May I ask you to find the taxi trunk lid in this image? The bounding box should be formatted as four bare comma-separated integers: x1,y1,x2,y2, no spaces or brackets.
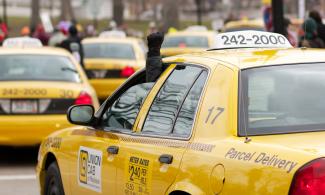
0,81,85,114
84,59,142,79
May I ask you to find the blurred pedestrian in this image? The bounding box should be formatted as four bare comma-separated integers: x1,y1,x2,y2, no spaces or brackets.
48,27,67,47
60,25,84,68
0,18,8,44
309,10,325,44
263,6,273,32
147,21,158,36
85,24,97,37
103,20,117,32
20,26,30,37
299,18,325,48
32,24,50,45
284,18,297,47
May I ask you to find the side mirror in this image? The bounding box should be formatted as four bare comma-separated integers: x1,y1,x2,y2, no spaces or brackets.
67,105,94,125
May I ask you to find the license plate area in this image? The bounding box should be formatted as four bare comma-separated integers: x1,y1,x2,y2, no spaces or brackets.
11,100,38,114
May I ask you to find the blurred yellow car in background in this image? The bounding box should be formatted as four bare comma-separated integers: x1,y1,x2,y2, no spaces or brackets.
82,32,146,101
0,37,99,146
223,19,265,32
161,30,217,57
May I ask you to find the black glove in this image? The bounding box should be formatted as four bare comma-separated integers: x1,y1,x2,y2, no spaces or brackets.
147,32,164,57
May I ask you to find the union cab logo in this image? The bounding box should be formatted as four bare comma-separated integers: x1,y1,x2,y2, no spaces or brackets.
79,150,88,184
77,146,102,192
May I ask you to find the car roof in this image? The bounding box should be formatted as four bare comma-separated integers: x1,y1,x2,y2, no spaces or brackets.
0,46,72,56
164,48,325,69
82,37,141,44
224,19,264,29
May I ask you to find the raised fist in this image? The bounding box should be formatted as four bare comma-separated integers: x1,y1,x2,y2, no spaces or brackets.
147,32,164,57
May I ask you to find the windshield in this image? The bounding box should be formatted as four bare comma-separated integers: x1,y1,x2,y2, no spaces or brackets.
239,63,325,135
0,55,80,82
162,36,209,48
83,43,136,59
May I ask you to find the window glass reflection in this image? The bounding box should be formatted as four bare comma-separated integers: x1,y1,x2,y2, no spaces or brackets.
173,71,207,137
142,66,202,135
102,83,154,130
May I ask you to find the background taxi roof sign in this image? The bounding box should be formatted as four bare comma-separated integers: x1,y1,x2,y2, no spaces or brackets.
210,30,293,50
185,25,208,32
99,30,127,38
3,37,43,48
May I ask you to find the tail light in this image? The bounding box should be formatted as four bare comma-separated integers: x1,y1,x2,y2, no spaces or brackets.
120,66,135,78
290,158,325,195
75,91,92,105
179,42,187,48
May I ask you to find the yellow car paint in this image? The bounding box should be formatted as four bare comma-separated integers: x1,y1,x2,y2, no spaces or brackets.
82,37,146,100
223,19,265,32
37,47,325,195
0,47,99,146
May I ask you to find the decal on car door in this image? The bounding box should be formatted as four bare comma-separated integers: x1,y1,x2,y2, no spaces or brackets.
78,146,102,192
125,154,152,195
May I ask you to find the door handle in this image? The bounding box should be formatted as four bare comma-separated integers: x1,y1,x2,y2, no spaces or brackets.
159,154,173,164
107,146,119,154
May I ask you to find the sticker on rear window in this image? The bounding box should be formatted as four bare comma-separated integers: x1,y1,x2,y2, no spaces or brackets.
78,146,102,192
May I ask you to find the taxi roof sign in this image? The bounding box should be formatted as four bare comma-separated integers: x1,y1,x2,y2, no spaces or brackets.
99,30,127,38
185,25,208,32
3,37,43,48
211,30,292,50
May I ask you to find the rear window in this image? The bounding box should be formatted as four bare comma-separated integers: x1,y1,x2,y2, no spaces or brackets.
239,63,325,136
83,43,136,59
162,36,209,48
225,27,265,32
0,55,80,82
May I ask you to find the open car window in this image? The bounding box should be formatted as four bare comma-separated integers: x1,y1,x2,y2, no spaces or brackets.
101,82,154,131
142,65,207,138
239,63,325,136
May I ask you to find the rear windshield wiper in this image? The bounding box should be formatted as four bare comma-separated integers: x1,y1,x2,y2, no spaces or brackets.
61,67,78,74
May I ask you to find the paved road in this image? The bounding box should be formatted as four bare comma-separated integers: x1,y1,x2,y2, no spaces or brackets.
0,146,39,195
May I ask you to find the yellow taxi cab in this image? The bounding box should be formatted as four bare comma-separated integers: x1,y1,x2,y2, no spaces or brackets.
161,27,216,57
37,31,325,195
82,31,146,101
223,19,265,32
0,37,99,146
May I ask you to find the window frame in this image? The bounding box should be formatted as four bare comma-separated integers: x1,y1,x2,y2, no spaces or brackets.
92,63,173,133
138,63,210,140
92,68,149,132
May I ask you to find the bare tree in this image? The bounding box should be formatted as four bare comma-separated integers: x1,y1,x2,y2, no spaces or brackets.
162,0,179,32
113,0,124,26
60,0,75,21
31,0,40,29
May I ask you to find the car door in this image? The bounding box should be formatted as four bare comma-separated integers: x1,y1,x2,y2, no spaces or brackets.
114,64,209,195
66,70,154,195
66,127,118,195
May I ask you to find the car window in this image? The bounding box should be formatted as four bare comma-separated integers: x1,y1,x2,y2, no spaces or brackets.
239,63,325,135
162,36,209,48
142,65,204,135
0,55,80,82
172,71,207,138
83,43,136,59
101,83,154,131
